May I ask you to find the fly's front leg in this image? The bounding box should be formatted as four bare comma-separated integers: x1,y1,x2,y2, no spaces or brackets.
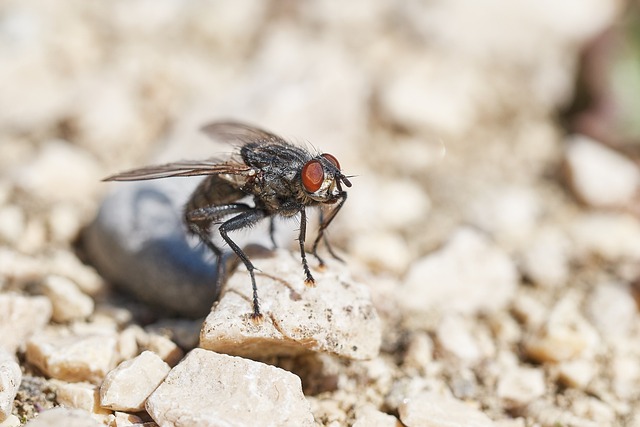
219,209,268,320
298,208,315,286
312,192,347,267
185,203,252,299
269,217,277,249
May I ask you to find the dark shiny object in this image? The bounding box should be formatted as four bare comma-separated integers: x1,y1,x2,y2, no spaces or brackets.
104,121,352,320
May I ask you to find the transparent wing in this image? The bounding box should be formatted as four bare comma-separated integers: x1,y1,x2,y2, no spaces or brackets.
200,121,289,146
103,160,253,181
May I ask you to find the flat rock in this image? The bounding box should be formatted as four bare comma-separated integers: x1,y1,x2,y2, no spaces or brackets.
0,349,21,423
399,227,518,315
199,249,381,360
26,329,119,384
24,407,102,427
564,134,640,208
54,381,105,414
146,348,314,427
41,275,94,322
100,351,171,411
0,293,52,353
398,391,496,427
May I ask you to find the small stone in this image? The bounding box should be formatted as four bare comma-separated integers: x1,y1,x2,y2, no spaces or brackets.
0,293,52,353
200,249,381,360
146,318,202,351
113,411,144,427
400,228,518,315
24,407,102,427
48,203,82,243
352,405,400,427
557,359,596,390
570,212,640,262
100,351,170,412
46,250,105,296
519,226,570,288
496,366,546,407
54,381,103,413
116,326,142,361
146,348,314,427
349,231,411,275
585,282,637,339
140,333,183,367
436,314,481,363
0,205,25,245
402,332,434,372
0,414,20,427
26,329,119,384
0,349,21,423
41,275,94,323
564,134,640,208
611,353,640,400
524,293,599,363
398,391,496,427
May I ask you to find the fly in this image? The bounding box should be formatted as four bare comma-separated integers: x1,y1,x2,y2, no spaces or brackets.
103,121,352,321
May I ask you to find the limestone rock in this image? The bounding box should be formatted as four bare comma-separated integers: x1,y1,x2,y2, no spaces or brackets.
200,249,380,360
353,405,400,427
26,330,119,384
564,135,640,208
146,348,314,427
0,349,21,423
41,275,94,323
24,407,102,427
0,293,52,353
399,228,518,315
398,391,496,427
100,351,170,412
496,367,546,407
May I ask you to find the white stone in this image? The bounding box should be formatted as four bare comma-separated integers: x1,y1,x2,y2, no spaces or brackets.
349,231,411,275
565,135,640,208
23,407,102,427
524,293,599,363
403,332,434,372
14,140,102,203
140,333,183,367
353,405,399,427
26,330,119,384
100,351,170,411
0,414,20,427
557,360,596,390
398,391,496,427
113,411,144,427
54,381,102,413
400,227,518,314
146,349,314,427
48,203,82,243
585,282,637,339
570,212,640,262
200,249,381,360
436,314,481,363
46,250,105,296
0,205,25,245
41,275,94,322
519,226,570,288
496,367,546,407
0,349,21,423
0,293,52,353
611,353,640,400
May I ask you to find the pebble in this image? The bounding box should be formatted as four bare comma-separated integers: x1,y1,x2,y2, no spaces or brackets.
0,415,20,427
585,282,637,339
146,348,314,427
570,212,640,262
0,293,52,353
352,404,400,427
48,203,82,243
140,333,183,367
524,293,599,363
26,329,119,384
0,205,25,245
436,314,481,363
23,407,102,427
46,250,105,296
41,275,94,323
399,227,518,315
199,249,381,360
519,226,570,288
83,178,221,318
398,391,496,427
0,349,21,423
402,332,434,373
496,366,546,407
556,359,596,390
13,140,102,204
349,230,411,275
100,351,170,411
53,381,104,414
564,134,640,208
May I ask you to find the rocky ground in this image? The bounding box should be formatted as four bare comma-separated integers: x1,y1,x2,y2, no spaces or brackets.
1,1,640,426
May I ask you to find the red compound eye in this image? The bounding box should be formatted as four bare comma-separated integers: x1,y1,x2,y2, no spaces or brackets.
321,153,340,170
302,160,324,192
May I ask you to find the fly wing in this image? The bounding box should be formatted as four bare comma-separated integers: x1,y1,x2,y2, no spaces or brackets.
201,121,289,146
103,160,254,181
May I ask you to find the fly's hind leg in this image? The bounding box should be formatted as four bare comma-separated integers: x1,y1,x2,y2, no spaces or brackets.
218,209,269,320
185,203,253,307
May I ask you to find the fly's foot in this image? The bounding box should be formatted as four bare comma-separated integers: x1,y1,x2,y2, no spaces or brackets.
250,311,264,324
304,277,316,287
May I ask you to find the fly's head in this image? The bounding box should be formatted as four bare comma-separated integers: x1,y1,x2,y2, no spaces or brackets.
300,153,352,203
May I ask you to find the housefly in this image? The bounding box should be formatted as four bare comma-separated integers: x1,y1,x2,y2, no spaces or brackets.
104,121,352,320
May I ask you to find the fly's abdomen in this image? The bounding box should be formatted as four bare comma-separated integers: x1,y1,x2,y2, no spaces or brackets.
184,176,246,225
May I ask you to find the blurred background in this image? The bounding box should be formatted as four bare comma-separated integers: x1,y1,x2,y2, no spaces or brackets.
2,0,640,423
